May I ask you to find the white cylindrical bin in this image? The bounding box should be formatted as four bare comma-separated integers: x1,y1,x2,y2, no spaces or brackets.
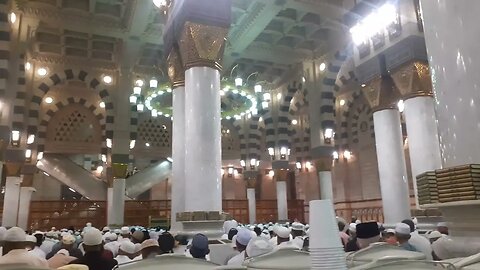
276,181,288,221
403,96,442,207
373,109,411,225
112,178,126,225
2,176,21,227
17,187,35,230
171,86,186,228
247,188,256,224
421,0,480,167
309,200,347,270
319,171,334,201
184,67,222,212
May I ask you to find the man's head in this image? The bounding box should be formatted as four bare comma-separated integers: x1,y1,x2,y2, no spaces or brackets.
120,226,131,239
246,237,274,258
62,234,76,249
395,223,412,243
3,227,27,254
276,226,291,245
437,222,449,235
427,231,442,244
132,230,145,244
338,221,346,232
228,228,238,241
291,222,305,238
254,227,262,237
382,229,397,245
140,239,160,259
118,241,136,259
356,222,381,249
401,219,415,233
33,231,44,247
158,232,175,254
25,235,37,250
349,223,357,237
82,228,103,253
189,234,209,259
236,228,253,252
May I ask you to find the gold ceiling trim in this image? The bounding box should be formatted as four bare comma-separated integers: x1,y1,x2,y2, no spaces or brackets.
30,53,118,71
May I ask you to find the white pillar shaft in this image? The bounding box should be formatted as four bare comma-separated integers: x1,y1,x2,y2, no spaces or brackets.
319,171,333,201
247,188,256,224
2,177,21,227
373,109,411,225
184,67,222,212
171,86,185,225
276,181,288,221
112,179,125,225
421,0,480,166
18,187,35,230
107,187,113,225
404,96,443,207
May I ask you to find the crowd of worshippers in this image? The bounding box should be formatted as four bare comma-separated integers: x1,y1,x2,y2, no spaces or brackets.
0,217,450,270
338,217,449,260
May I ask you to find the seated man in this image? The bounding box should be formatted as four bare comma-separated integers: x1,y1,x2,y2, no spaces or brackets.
69,228,117,270
228,228,252,265
355,222,381,250
140,239,161,259
395,223,417,251
0,227,49,267
189,234,210,260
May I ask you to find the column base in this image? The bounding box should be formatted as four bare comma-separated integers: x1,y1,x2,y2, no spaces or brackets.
176,211,226,239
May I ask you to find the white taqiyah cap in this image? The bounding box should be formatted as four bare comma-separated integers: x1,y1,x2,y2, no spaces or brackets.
140,239,159,250
26,235,37,243
86,223,92,227
119,241,136,254
349,223,357,233
236,228,253,246
102,226,110,232
107,232,118,241
0,227,7,241
386,228,395,234
261,230,270,240
4,227,26,242
395,223,411,235
83,228,103,246
62,234,76,245
276,226,291,239
246,237,274,258
428,231,443,239
437,222,448,227
291,222,305,231
57,264,89,270
121,226,130,234
57,249,70,256
267,226,274,232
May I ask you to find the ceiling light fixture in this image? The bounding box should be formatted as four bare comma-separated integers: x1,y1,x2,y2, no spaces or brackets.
25,62,31,71
235,77,243,87
319,62,326,72
9,12,16,24
339,99,346,106
135,79,144,87
150,78,158,88
397,100,405,113
292,119,298,125
153,0,167,8
45,97,53,104
102,75,112,84
254,84,262,93
99,102,105,108
37,67,48,77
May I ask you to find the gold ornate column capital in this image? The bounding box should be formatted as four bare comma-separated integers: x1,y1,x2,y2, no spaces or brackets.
274,169,288,182
167,45,185,88
362,74,401,112
245,178,257,189
112,163,128,179
4,162,22,177
315,157,333,171
178,21,228,71
391,61,433,100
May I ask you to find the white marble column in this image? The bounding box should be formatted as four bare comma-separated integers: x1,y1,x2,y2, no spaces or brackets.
247,188,256,224
111,179,125,225
420,0,480,167
107,187,114,225
319,171,334,201
404,96,442,207
373,109,411,225
276,181,288,221
184,67,222,212
171,85,185,228
17,187,35,230
2,176,21,227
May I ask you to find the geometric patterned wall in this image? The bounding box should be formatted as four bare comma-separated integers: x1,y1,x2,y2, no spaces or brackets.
137,119,171,148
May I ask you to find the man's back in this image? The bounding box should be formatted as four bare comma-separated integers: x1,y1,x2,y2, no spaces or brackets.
70,251,117,270
409,232,433,260
0,249,49,267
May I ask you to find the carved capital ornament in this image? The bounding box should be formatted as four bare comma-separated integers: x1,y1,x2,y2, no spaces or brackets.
178,22,228,71
167,45,186,88
391,61,433,100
